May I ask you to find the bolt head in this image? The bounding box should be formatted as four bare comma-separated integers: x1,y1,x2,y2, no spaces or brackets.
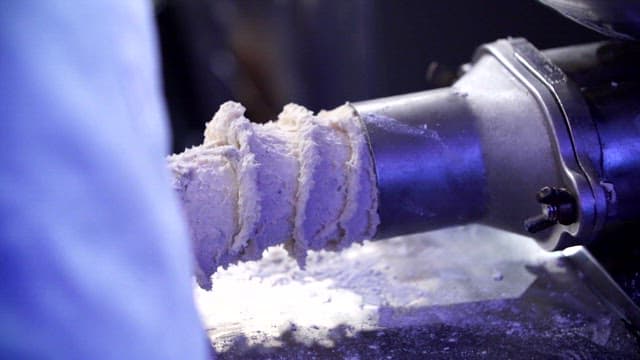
537,186,557,204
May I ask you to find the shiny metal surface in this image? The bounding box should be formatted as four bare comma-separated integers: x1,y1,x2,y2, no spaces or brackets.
354,89,486,239
356,38,640,250
479,38,605,249
199,225,640,358
547,41,640,223
563,246,640,328
355,39,583,249
539,0,640,40
589,85,640,222
540,41,640,224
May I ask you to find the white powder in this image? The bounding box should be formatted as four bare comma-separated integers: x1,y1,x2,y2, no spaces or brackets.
168,102,379,289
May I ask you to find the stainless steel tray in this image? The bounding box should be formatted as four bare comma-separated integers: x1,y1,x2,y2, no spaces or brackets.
196,225,640,359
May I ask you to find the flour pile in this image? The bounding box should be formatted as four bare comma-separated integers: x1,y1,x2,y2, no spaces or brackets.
168,102,379,289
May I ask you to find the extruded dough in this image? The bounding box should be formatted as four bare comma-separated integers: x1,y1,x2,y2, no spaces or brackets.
168,101,379,289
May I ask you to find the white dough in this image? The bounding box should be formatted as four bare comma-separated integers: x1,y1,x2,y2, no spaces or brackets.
168,101,379,289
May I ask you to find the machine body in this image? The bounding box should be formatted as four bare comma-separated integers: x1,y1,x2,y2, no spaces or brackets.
539,0,640,40
355,38,640,251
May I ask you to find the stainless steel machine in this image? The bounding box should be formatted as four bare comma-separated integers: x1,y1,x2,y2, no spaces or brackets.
348,0,640,337
355,18,640,253
196,1,640,357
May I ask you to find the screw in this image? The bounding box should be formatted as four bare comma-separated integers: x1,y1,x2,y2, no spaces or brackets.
524,213,557,233
524,187,577,233
536,186,557,204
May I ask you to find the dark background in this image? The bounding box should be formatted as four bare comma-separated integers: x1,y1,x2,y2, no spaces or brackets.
154,0,603,152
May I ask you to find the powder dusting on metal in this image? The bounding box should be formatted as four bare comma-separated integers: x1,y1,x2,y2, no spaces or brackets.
168,102,379,289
